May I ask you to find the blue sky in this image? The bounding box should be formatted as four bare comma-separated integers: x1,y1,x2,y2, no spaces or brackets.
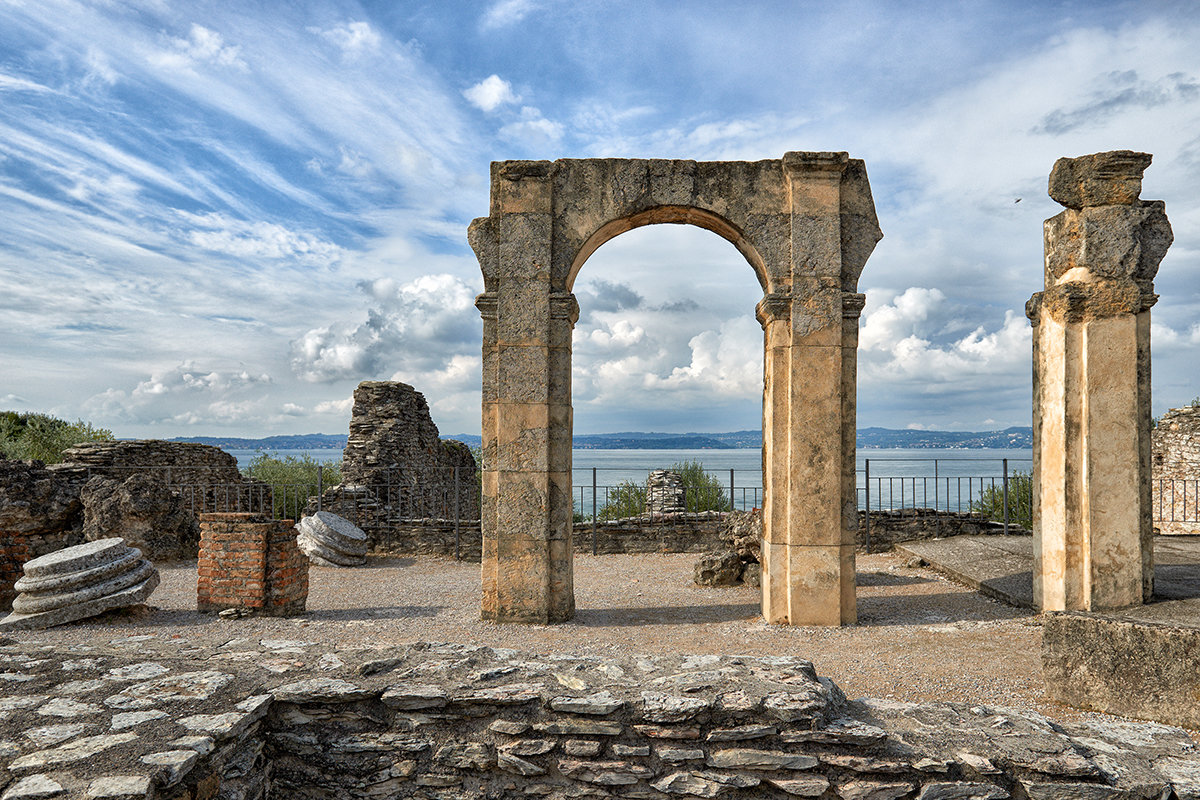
1,1,1198,439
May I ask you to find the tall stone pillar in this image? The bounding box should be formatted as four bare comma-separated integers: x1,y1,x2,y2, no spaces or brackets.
758,152,860,626
473,162,577,623
1028,151,1172,612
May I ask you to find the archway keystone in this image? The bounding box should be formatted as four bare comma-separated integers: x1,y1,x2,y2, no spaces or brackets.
469,153,882,625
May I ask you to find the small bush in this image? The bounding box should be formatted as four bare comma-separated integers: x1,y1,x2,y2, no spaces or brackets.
244,452,342,520
971,470,1032,530
0,411,113,464
596,460,730,520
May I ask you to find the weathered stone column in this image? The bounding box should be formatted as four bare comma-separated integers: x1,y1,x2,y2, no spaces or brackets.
474,162,577,623
1028,151,1172,612
758,152,860,626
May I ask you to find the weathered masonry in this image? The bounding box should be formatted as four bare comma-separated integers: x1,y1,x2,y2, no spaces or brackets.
470,154,882,625
1028,150,1173,612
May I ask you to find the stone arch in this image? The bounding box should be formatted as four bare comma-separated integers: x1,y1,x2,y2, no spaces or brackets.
469,152,883,625
565,205,769,292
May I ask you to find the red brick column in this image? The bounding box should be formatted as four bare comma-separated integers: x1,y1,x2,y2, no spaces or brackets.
197,513,307,616
0,532,32,611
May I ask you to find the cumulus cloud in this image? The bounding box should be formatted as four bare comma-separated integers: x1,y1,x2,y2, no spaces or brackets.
314,397,354,415
463,75,519,112
83,362,276,428
290,274,479,383
575,279,643,314
859,288,1031,389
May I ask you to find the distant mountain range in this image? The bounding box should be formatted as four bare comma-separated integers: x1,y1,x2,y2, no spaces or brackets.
173,426,1033,451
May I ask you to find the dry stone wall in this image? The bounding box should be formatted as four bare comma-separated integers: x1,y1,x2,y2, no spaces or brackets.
1153,405,1200,535
3,638,1200,799
0,458,86,610
58,440,244,488
315,381,478,524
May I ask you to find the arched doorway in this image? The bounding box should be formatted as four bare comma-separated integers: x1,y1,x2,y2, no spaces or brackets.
469,153,882,625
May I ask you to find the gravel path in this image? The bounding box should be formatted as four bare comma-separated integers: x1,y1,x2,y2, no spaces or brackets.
3,550,1086,721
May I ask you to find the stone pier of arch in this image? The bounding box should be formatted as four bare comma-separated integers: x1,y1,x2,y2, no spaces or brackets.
1028,150,1173,612
469,153,882,626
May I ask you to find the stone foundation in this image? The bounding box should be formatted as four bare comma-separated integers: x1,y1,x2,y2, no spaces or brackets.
1043,611,1200,729
3,640,1200,799
197,513,308,616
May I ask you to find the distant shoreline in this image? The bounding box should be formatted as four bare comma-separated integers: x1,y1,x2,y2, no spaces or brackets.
172,425,1033,451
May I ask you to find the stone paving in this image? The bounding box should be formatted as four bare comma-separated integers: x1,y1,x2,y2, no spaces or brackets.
3,634,1200,798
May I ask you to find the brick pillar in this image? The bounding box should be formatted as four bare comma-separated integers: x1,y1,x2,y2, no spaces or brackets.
197,513,308,616
0,532,32,612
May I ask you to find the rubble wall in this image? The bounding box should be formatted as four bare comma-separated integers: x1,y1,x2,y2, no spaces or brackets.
1152,405,1200,535
3,640,1199,799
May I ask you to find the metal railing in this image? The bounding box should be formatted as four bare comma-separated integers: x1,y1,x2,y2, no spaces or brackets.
1154,478,1200,530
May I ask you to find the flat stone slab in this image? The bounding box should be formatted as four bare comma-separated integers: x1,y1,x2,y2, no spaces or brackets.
895,534,1200,609
21,539,131,578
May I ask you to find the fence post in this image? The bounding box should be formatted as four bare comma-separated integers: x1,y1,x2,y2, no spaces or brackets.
730,469,735,512
453,466,461,561
592,467,598,556
1002,458,1010,534
864,458,871,554
316,463,323,512
934,459,939,511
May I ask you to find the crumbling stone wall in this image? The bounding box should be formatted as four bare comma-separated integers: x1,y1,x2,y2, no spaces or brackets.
315,381,478,525
1153,405,1200,535
0,458,86,610
80,474,202,561
59,439,244,486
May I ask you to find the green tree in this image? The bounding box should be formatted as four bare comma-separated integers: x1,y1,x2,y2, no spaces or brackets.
971,471,1033,530
244,452,342,520
0,411,113,463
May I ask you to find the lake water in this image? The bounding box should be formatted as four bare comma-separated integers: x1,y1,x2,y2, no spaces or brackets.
229,446,1032,514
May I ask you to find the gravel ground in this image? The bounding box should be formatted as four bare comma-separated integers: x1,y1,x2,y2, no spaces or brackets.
3,550,1091,719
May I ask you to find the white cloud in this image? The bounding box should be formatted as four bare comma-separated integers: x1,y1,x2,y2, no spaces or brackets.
499,107,563,149
280,402,304,415
481,0,541,30
290,274,480,383
179,211,343,265
464,74,520,112
314,397,354,415
1,393,27,406
0,72,53,93
312,21,381,57
150,24,246,71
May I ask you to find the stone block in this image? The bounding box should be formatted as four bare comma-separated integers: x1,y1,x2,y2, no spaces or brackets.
1048,150,1152,209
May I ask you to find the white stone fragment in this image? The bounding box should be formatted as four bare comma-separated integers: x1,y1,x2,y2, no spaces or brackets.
85,775,153,799
110,710,168,730
1,774,66,799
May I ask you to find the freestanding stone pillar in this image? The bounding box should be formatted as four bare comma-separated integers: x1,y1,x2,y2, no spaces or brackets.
1028,151,1173,612
470,154,881,625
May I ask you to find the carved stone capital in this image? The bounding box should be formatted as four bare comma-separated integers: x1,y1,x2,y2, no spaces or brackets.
755,292,791,328
841,292,866,319
475,292,498,320
549,292,580,326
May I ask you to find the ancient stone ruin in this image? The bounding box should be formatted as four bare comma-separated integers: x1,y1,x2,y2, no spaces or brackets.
644,469,685,515
0,537,159,630
311,381,478,541
471,153,882,625
1028,150,1172,612
80,473,201,562
1153,404,1200,535
1,440,251,607
197,513,308,616
296,511,368,566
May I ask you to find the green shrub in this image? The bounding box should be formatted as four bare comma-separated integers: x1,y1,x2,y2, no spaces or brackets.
0,411,113,464
596,460,731,521
244,452,342,520
971,470,1033,530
